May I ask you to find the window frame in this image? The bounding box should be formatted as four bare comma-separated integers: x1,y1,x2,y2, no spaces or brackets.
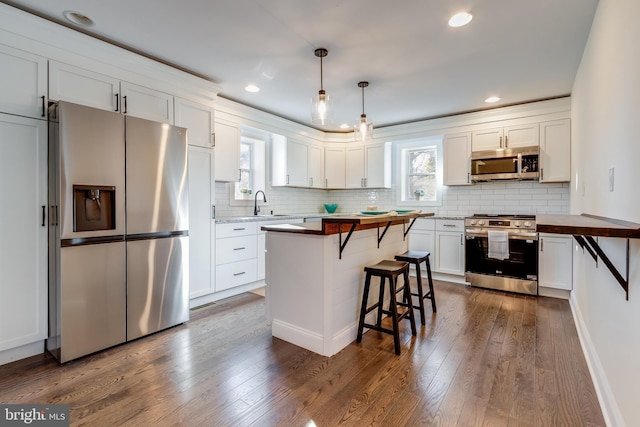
395,136,444,207
229,130,267,206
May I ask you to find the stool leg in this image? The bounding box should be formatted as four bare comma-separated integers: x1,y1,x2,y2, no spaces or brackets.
414,261,426,325
357,273,372,343
403,268,417,336
389,275,401,355
376,276,386,328
426,256,436,313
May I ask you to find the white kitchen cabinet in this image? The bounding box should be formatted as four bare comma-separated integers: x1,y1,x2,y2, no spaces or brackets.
345,143,391,189
472,123,539,151
175,98,214,148
285,139,309,186
0,45,47,119
324,147,346,188
214,119,241,182
308,143,324,188
539,119,570,183
443,132,471,186
0,114,48,352
408,218,436,273
539,233,573,290
215,222,258,292
434,219,465,275
49,61,174,123
188,145,216,300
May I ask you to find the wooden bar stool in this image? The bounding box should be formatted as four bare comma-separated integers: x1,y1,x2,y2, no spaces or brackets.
395,250,436,325
356,260,417,355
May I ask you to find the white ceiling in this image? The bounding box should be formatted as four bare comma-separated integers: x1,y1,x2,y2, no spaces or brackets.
3,0,599,133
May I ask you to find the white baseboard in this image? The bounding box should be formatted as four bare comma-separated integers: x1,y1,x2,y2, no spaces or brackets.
189,280,266,309
272,319,326,356
569,293,622,427
0,341,45,366
538,286,571,299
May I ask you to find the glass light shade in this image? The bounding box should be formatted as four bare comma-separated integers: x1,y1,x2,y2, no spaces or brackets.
354,114,373,141
311,90,333,125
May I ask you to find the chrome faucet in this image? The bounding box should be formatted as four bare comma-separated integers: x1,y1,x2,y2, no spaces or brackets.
253,190,267,215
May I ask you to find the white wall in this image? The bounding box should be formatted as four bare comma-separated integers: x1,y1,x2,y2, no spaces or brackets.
571,0,640,425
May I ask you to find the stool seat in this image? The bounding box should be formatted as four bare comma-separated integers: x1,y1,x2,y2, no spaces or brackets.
357,259,416,355
395,250,436,325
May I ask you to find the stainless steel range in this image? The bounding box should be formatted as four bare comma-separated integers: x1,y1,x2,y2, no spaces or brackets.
464,214,538,295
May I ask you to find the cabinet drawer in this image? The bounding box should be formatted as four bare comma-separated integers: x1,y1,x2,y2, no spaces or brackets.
216,222,257,238
216,235,257,265
215,259,257,291
412,218,435,231
436,219,464,232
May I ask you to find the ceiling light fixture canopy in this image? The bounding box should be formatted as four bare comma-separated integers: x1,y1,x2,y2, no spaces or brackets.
354,81,373,141
311,47,333,125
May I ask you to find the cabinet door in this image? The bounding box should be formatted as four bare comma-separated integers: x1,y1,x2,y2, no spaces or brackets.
435,231,465,275
188,146,215,299
345,146,365,188
308,144,324,188
539,234,572,290
214,120,240,182
365,143,390,188
443,132,471,186
49,61,119,112
409,230,436,274
0,114,47,351
540,119,570,183
286,140,308,186
325,147,345,188
175,98,214,148
0,45,47,119
120,81,174,124
503,123,539,148
472,128,503,151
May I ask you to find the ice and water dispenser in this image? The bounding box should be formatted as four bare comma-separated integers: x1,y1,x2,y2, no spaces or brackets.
72,185,116,232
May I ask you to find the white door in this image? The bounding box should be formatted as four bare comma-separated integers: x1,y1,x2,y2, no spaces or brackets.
346,146,365,188
0,114,48,351
325,147,345,188
214,120,240,182
0,45,47,119
444,132,471,186
175,98,214,148
120,81,174,124
188,146,216,299
49,61,119,112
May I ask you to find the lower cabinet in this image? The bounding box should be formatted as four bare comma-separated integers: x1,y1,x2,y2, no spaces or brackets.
408,218,465,277
215,222,258,292
539,233,573,291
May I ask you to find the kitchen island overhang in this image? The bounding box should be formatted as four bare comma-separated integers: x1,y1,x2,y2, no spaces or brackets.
262,212,433,356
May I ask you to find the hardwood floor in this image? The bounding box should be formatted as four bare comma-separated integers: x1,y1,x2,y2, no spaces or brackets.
0,281,605,426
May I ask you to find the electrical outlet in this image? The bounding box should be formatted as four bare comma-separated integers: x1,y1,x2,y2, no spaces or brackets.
609,167,614,192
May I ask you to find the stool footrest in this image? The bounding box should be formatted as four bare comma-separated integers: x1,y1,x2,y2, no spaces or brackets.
361,323,395,336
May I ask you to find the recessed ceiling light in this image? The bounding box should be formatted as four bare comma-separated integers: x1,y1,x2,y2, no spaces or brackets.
63,10,94,26
339,123,350,129
485,96,501,103
448,12,473,28
245,84,260,93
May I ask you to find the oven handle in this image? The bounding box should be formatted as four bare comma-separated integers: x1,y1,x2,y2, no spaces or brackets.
465,230,538,240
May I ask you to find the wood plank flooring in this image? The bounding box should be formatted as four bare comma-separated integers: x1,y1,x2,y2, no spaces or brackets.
0,281,605,426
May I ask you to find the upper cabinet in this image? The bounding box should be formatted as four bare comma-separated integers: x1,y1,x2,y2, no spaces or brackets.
272,138,324,188
214,119,241,182
0,45,47,119
472,123,539,151
344,142,391,189
175,97,214,148
539,119,570,183
443,132,471,186
49,61,174,124
324,147,346,189
308,143,324,188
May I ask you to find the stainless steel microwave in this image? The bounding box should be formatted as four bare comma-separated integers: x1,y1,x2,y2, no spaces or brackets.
470,146,539,182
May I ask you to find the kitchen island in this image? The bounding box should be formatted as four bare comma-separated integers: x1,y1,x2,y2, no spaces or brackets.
262,212,432,356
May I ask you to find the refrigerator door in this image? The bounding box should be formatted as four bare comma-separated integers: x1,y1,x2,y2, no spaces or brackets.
125,116,188,235
126,236,189,340
57,102,125,240
58,242,126,363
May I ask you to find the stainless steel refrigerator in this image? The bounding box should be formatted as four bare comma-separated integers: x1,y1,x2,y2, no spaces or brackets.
48,101,189,363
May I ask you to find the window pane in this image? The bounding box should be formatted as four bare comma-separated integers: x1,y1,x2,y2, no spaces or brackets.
408,175,436,201
239,142,251,170
409,148,436,174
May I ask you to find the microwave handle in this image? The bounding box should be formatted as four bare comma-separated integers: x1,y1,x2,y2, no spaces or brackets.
517,153,522,175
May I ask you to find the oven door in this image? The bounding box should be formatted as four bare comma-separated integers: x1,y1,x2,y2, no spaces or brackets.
465,230,538,294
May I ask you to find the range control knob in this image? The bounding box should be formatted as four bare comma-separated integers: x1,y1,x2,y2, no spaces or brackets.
478,220,485,226
514,221,522,227
469,219,476,225
523,221,532,227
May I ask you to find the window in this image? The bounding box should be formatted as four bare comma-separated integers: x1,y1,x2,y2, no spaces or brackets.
232,131,266,203
396,137,443,206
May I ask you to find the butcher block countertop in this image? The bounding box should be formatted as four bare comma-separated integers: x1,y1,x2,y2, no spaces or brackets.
261,211,434,235
536,214,640,238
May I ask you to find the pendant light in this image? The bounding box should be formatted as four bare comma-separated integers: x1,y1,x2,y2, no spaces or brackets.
354,81,373,141
311,48,332,125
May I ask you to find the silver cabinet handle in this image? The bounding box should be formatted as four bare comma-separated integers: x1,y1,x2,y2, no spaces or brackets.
325,178,328,187
461,234,463,245
211,133,215,147
233,272,246,276
541,168,544,180
233,227,246,231
467,172,470,184
309,177,313,187
211,205,216,219
233,247,246,251
286,174,290,185
499,136,503,148
114,94,119,112
504,135,508,148
540,238,544,252
443,224,456,227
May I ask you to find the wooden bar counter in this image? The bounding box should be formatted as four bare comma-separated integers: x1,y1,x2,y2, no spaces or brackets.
262,211,433,356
